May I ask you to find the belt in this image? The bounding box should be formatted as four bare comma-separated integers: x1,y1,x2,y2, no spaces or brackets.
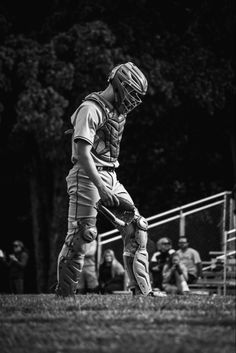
96,166,116,172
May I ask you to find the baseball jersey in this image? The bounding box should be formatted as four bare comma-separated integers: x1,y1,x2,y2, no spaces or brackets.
70,92,126,168
176,247,201,277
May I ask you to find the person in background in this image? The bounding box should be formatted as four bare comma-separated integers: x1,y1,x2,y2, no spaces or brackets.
0,248,8,293
176,236,202,284
77,240,99,294
162,252,189,294
99,249,125,294
7,240,29,294
149,237,175,290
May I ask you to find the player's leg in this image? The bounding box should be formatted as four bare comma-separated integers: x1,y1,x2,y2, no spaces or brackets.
56,217,97,297
122,211,152,296
56,165,100,297
105,176,152,296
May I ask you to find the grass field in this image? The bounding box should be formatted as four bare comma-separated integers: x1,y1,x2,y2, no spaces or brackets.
0,293,235,353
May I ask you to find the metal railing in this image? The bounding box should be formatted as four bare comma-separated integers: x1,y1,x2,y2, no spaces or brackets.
97,191,231,262
97,191,236,295
202,228,236,295
223,229,236,295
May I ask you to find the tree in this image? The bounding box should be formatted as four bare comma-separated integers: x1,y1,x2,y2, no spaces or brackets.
0,21,127,291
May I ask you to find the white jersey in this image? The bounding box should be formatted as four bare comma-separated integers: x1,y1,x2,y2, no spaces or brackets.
176,247,201,277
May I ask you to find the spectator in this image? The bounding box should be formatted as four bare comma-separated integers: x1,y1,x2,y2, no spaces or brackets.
0,249,8,293
0,248,6,265
162,252,190,294
176,237,202,284
77,240,99,294
7,240,29,294
149,237,175,290
99,249,125,294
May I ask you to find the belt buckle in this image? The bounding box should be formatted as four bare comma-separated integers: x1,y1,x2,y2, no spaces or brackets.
97,166,115,172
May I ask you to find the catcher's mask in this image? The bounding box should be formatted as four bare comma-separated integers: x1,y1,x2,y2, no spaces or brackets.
108,62,148,115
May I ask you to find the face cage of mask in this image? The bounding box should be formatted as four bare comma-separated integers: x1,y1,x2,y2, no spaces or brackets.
118,83,143,115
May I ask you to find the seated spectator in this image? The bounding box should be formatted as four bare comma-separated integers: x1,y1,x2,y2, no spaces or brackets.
99,249,125,294
211,257,224,272
0,248,8,293
0,249,5,258
77,240,99,294
7,240,29,294
162,252,189,294
176,236,202,284
149,237,175,290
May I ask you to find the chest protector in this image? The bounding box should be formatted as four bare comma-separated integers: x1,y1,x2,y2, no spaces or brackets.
84,93,126,163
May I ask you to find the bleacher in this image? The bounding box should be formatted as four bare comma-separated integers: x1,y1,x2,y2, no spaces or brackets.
189,254,236,295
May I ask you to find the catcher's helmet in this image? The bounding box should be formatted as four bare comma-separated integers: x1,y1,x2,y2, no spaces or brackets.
108,62,148,115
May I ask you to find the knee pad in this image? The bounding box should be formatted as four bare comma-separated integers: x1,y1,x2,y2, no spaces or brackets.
71,217,97,245
123,214,148,256
56,218,97,297
133,215,148,248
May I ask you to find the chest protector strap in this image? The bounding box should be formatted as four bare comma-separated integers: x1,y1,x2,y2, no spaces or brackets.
84,92,113,121
84,93,126,163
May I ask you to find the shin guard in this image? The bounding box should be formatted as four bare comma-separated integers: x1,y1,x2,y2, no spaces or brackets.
57,255,83,297
96,198,152,296
56,218,97,297
133,249,152,296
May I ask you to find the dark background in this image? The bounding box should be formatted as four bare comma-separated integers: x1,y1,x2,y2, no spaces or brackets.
0,0,235,293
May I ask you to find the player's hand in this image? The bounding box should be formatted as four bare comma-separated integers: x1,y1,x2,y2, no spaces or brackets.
98,186,119,208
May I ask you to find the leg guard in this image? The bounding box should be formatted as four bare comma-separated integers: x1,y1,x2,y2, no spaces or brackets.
56,218,97,297
133,248,152,296
125,216,152,296
96,198,152,296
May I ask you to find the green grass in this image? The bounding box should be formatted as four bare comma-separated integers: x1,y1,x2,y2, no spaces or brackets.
0,294,235,353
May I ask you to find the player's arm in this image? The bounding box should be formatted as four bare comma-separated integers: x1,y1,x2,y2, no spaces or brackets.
196,262,203,278
76,139,119,207
193,251,203,278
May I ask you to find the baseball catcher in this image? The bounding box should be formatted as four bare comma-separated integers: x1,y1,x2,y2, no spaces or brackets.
56,62,153,297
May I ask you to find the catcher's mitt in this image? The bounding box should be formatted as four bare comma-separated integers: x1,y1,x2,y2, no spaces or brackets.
95,196,135,227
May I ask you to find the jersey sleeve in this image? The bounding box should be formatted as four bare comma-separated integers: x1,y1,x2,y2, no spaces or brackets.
192,249,201,264
72,103,101,145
